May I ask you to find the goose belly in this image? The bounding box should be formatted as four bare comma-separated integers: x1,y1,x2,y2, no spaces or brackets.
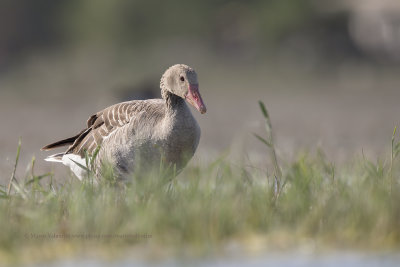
95,111,200,177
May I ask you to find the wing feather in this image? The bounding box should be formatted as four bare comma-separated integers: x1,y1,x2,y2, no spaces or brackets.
61,100,165,157
43,100,165,158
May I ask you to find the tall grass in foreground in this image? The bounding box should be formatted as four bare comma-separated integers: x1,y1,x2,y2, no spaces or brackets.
1,102,400,263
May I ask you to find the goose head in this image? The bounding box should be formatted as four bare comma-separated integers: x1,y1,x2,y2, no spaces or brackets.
161,64,207,114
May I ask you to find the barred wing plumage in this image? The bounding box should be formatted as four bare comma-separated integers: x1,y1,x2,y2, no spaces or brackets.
42,99,164,157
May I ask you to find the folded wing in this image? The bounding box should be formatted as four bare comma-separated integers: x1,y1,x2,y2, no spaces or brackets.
42,100,164,157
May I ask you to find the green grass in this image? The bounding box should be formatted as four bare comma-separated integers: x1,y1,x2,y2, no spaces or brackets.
1,103,400,264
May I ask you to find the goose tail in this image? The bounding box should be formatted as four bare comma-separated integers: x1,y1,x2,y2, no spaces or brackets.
44,153,64,163
41,131,85,151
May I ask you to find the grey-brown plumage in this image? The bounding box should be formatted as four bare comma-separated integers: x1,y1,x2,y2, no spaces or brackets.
42,64,207,180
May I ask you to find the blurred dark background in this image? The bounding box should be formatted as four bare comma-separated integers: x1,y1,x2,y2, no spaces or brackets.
2,0,400,68
1,0,400,178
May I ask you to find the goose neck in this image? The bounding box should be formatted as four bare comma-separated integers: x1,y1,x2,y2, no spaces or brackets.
162,88,185,113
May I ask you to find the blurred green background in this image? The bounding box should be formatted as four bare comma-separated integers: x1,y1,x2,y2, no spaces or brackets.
1,0,400,178
2,0,400,68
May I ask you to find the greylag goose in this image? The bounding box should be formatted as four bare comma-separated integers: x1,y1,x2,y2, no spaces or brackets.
42,64,206,180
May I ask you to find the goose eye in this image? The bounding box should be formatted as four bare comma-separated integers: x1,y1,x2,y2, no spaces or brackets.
180,76,185,82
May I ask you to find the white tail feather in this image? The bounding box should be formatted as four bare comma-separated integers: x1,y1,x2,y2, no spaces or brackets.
44,152,87,180
62,154,88,180
45,153,64,162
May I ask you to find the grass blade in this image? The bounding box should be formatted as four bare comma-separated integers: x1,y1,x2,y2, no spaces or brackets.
25,173,53,185
71,159,90,172
7,138,21,195
253,133,272,147
255,101,283,197
258,101,269,119
90,145,101,169
11,181,27,199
